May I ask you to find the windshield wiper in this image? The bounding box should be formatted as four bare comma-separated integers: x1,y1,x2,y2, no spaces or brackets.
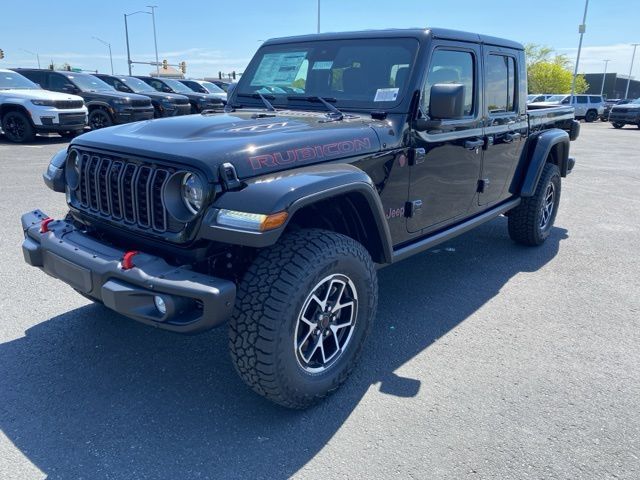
286,95,344,121
236,92,276,112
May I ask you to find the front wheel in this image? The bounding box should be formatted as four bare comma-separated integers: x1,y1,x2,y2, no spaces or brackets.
229,229,378,409
508,163,561,246
88,109,113,130
1,111,35,143
612,122,624,129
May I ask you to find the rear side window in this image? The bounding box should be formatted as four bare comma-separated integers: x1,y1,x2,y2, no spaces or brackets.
589,96,602,103
422,49,475,116
49,74,74,91
485,54,516,114
576,96,588,104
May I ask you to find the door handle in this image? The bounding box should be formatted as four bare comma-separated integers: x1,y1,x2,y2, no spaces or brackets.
504,132,522,143
464,138,484,150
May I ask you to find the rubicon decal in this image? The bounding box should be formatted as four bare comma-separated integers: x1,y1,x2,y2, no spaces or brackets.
249,137,372,170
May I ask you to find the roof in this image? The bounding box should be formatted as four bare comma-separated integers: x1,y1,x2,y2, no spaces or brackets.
263,27,523,51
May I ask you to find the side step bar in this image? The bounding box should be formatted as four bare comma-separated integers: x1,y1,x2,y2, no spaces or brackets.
391,198,521,264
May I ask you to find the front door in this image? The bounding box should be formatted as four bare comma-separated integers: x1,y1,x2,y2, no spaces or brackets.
407,43,483,233
479,48,527,206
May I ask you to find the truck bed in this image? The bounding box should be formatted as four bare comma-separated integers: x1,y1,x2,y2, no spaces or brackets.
527,105,575,134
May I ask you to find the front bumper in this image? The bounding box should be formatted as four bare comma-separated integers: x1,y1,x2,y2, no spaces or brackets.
159,103,191,117
31,107,88,131
113,107,155,124
21,209,236,333
609,112,640,124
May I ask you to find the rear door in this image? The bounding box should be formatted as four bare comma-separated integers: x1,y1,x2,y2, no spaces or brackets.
478,47,527,206
407,42,483,233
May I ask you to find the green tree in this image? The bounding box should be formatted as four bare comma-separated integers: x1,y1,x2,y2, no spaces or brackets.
525,44,588,94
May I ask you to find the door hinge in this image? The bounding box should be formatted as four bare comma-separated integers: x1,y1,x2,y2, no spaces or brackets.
405,200,423,217
408,148,425,166
477,178,490,193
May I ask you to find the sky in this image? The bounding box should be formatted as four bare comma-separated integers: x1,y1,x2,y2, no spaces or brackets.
0,0,638,80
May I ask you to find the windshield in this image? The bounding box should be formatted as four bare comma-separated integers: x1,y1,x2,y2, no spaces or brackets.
0,71,40,90
162,78,194,93
199,81,225,94
68,74,113,92
236,38,419,110
120,76,156,93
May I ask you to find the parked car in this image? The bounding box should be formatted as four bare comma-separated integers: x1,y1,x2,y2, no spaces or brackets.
25,27,579,409
17,69,154,130
532,94,604,122
609,98,640,129
210,79,232,92
178,79,227,104
135,76,223,113
527,94,552,104
95,74,191,118
0,68,87,142
601,98,633,121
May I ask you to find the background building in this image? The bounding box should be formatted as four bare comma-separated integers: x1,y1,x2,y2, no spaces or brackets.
584,72,640,99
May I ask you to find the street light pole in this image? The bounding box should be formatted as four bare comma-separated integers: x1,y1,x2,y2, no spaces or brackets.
147,5,160,76
625,44,639,99
20,49,41,69
600,59,610,97
124,14,132,75
92,36,114,74
317,0,320,34
570,0,589,99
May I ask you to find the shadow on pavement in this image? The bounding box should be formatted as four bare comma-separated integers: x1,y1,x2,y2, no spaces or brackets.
0,134,70,147
0,218,568,479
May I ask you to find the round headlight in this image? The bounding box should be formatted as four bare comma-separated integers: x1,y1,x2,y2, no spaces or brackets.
181,173,204,214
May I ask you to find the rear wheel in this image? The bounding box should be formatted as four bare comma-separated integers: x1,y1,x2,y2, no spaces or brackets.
584,110,597,122
229,229,377,409
1,111,35,143
508,163,561,246
88,109,113,130
612,122,624,129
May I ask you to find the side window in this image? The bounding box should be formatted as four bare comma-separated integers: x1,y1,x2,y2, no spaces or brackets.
422,49,474,116
589,95,602,103
150,80,164,91
485,54,516,114
112,79,129,92
25,71,45,87
49,74,74,92
576,96,588,104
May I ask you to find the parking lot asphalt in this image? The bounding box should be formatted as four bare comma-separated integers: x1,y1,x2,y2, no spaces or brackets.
0,122,638,479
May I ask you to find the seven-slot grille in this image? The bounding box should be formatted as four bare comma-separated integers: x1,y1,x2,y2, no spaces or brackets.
131,98,152,107
74,152,173,232
54,99,84,109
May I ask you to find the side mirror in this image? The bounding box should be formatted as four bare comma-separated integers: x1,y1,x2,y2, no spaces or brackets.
62,85,78,94
429,83,465,120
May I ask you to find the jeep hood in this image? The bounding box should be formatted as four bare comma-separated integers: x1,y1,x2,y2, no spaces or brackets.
72,111,383,180
0,89,84,102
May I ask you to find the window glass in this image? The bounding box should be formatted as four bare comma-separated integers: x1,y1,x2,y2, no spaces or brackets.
422,49,474,116
238,38,419,109
49,74,74,91
485,54,516,113
576,96,588,104
589,95,602,103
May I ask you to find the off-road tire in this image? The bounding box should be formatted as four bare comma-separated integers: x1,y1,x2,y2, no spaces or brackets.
612,122,624,129
229,229,378,409
1,111,35,143
584,110,597,122
508,163,561,246
88,109,113,130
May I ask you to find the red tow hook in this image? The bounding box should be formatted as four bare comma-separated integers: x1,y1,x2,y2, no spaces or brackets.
121,250,139,270
40,218,54,233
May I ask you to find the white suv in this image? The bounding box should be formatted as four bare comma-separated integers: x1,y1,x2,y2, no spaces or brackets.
0,68,87,143
538,94,605,122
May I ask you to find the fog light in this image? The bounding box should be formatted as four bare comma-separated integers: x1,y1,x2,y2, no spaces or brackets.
154,296,167,316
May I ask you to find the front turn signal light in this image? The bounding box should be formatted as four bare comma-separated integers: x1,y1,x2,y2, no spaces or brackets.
216,209,288,231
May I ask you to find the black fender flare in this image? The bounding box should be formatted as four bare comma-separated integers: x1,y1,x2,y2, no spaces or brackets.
199,163,394,263
0,103,35,127
86,101,114,115
519,129,570,197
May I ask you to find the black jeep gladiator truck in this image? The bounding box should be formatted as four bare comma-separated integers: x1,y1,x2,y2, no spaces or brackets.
21,28,579,409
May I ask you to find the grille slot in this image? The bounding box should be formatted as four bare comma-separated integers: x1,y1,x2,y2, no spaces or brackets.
72,151,173,232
